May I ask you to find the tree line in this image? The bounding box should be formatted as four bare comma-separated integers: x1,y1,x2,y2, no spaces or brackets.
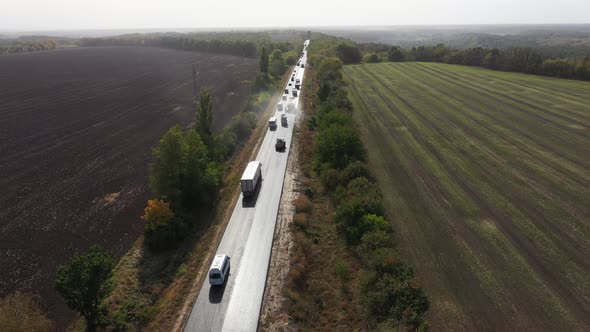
307,54,430,330
308,33,590,81
0,39,57,55
80,35,259,58
79,32,305,60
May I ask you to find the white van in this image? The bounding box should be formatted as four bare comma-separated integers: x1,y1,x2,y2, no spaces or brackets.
269,117,277,129
209,254,230,286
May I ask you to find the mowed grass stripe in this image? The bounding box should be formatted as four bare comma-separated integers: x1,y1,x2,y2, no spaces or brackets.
360,63,590,318
347,65,573,330
407,62,590,186
414,63,590,154
425,62,590,119
345,63,590,331
441,63,590,108
417,63,590,142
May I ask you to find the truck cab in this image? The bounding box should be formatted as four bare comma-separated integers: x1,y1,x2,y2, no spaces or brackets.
275,137,286,151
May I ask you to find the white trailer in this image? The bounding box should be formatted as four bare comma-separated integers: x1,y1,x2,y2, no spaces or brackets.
241,161,262,197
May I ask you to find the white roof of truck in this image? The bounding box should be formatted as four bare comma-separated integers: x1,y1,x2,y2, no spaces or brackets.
241,161,261,181
210,254,228,270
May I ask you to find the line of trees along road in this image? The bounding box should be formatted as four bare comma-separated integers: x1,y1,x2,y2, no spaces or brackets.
301,50,430,330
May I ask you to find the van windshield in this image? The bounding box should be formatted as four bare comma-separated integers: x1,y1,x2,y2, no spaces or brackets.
210,272,222,279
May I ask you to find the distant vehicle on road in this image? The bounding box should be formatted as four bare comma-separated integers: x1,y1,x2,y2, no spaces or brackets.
281,95,287,101
284,88,289,94
292,90,298,97
268,116,277,130
287,102,296,112
209,254,230,286
281,114,288,126
277,102,283,111
241,161,262,197
295,83,300,90
275,137,286,151
291,76,294,81
300,63,305,68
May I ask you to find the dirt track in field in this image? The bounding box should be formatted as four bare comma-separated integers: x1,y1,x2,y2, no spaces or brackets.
346,63,590,331
0,46,257,327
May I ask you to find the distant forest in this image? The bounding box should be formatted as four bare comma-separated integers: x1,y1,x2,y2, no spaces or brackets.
308,30,590,81
0,37,59,55
79,31,308,58
319,25,590,58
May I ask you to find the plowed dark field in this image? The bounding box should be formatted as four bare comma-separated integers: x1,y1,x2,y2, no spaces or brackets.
346,63,590,331
0,46,257,324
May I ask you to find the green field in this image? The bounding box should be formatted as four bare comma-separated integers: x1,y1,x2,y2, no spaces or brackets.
345,63,590,331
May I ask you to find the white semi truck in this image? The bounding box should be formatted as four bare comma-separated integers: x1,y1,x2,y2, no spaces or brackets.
241,161,262,197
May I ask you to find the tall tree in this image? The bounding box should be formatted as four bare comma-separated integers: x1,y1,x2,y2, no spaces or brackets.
259,45,269,73
55,246,115,332
149,126,185,207
336,43,362,64
195,87,214,149
149,125,218,211
269,49,286,78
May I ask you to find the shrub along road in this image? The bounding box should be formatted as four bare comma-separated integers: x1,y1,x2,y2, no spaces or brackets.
345,62,590,331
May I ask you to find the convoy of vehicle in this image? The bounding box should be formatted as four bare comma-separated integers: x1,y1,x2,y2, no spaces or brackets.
210,45,307,290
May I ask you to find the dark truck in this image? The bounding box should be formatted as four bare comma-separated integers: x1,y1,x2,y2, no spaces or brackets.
275,137,286,151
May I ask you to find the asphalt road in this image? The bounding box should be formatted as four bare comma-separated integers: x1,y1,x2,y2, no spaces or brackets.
184,40,309,332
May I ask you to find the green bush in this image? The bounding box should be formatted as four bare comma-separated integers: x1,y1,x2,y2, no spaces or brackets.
339,161,370,186
363,53,380,63
317,110,354,130
253,72,274,91
361,248,430,330
335,262,350,282
303,186,315,199
315,124,366,170
55,246,115,332
284,51,299,65
360,230,392,254
334,178,384,244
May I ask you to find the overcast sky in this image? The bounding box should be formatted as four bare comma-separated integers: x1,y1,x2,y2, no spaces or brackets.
1,0,589,31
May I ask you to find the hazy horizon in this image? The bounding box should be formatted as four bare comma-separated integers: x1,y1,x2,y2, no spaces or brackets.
1,0,589,32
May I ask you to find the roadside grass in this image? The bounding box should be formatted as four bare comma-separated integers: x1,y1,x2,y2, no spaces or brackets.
345,62,590,331
282,67,364,331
